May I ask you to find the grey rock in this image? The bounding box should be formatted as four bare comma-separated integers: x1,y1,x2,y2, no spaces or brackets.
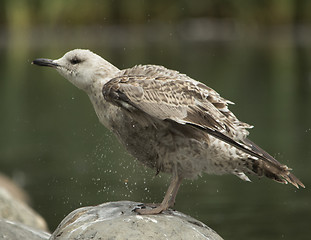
50,201,223,240
0,218,50,240
0,173,30,204
0,187,48,231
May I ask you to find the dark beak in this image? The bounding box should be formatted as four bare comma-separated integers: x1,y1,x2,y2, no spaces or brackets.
32,58,59,68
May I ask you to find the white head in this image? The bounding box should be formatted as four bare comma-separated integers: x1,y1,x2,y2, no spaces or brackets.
32,49,119,91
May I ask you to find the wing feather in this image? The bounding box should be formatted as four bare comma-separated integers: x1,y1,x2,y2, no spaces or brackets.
103,67,250,140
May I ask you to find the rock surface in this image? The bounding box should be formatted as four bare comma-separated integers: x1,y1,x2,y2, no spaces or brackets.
0,187,48,231
50,201,223,240
0,173,30,204
0,218,50,240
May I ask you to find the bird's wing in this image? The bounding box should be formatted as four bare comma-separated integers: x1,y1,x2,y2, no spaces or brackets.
103,65,251,139
102,65,304,188
103,73,258,155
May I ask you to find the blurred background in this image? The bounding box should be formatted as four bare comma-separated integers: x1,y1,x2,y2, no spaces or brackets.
0,0,311,239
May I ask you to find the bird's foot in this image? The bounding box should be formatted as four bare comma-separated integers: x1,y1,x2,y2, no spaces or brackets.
133,203,168,215
133,175,182,215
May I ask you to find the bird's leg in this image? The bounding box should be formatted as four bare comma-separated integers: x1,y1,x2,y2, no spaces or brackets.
168,175,182,206
135,174,183,215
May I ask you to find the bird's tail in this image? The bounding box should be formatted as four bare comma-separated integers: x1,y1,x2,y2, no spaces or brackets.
187,122,305,188
240,138,305,189
246,157,305,188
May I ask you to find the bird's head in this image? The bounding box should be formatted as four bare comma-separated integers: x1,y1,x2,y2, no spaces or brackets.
32,49,119,91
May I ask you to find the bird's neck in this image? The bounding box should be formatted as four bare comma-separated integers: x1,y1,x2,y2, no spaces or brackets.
84,62,121,128
86,78,119,129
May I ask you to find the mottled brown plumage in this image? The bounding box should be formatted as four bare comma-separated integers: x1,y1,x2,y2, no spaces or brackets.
103,64,303,188
33,49,304,215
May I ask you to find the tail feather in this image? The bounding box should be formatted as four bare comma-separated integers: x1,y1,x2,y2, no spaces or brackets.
246,158,305,189
284,172,305,188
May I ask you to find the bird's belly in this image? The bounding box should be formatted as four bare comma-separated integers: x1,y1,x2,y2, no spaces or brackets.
154,136,244,179
112,118,243,179
110,117,160,170
93,102,245,179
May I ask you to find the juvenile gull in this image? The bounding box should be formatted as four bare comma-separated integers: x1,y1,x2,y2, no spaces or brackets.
32,49,304,215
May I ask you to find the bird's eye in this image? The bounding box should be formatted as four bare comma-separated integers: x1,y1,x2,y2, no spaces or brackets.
70,57,82,65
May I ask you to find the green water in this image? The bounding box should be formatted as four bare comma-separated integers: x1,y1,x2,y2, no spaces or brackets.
0,27,310,239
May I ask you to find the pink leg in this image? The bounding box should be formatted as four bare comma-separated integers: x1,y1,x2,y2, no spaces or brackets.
135,174,183,215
